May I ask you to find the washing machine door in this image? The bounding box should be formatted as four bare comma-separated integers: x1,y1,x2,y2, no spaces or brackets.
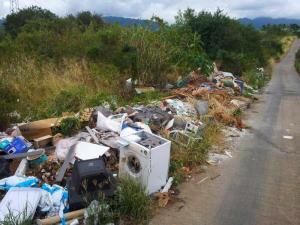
123,150,150,188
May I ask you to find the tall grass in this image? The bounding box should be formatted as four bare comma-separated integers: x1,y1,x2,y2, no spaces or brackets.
0,206,32,225
0,57,120,121
118,178,153,225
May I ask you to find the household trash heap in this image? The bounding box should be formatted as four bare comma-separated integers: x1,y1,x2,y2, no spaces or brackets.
0,69,257,224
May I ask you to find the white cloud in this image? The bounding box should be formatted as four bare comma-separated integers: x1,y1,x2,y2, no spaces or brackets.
1,0,300,21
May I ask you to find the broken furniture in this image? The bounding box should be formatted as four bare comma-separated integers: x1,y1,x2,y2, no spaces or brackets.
169,130,202,147
119,130,171,194
169,121,204,147
67,158,116,210
185,121,205,135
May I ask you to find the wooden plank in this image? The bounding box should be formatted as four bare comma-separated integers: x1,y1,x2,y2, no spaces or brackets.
36,209,85,225
33,135,53,148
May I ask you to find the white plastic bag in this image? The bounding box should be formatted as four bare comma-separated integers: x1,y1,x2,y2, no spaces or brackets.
96,111,120,133
55,137,78,161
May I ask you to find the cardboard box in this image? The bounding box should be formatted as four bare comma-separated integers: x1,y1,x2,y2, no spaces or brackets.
18,118,58,140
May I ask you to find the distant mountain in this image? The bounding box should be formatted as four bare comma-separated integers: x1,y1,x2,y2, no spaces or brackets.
239,17,300,29
103,16,158,30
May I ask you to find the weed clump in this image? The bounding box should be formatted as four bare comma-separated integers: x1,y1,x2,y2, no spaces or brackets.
118,178,152,225
59,117,81,136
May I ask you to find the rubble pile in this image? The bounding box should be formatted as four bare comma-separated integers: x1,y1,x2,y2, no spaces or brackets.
0,68,257,224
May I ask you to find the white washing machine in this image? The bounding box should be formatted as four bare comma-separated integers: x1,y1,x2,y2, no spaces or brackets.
119,131,171,194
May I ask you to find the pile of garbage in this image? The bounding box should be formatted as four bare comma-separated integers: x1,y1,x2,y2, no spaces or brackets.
0,69,256,224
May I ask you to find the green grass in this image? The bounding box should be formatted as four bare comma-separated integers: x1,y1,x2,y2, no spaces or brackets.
117,178,153,225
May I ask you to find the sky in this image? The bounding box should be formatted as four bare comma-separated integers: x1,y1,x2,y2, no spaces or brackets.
1,0,300,22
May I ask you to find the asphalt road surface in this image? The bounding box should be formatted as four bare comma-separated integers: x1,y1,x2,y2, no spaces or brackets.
150,40,300,225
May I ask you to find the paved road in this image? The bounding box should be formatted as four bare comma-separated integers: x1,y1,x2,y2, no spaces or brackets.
150,40,300,225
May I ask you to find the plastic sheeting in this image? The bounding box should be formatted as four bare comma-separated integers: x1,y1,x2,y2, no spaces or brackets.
0,175,39,191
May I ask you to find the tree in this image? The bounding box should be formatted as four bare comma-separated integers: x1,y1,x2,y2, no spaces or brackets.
175,8,266,75
4,6,57,37
76,11,104,30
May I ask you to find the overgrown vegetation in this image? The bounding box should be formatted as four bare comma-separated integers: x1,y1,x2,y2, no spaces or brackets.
0,6,295,127
169,123,222,184
83,178,153,225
